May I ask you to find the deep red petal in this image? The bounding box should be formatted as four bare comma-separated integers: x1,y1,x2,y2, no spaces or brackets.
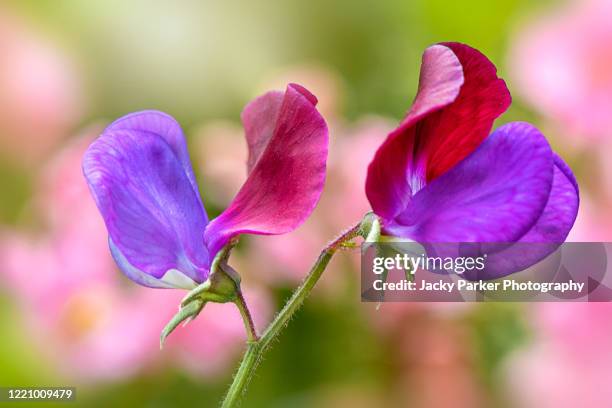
366,44,464,218
419,42,511,182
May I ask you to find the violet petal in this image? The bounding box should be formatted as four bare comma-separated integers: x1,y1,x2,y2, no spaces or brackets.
83,125,209,288
386,122,554,243
106,110,206,215
467,154,580,279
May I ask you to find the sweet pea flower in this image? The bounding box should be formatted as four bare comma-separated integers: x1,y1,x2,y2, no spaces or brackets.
1,135,270,382
83,84,328,289
365,43,579,278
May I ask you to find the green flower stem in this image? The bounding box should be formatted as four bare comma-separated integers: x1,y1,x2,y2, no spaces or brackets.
221,341,260,408
234,289,259,343
221,219,367,407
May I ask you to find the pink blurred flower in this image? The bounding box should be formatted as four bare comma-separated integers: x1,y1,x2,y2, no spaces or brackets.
378,313,486,408
325,117,393,230
597,140,612,205
567,194,612,241
194,121,248,206
0,6,83,164
505,303,612,408
0,133,270,383
509,0,612,141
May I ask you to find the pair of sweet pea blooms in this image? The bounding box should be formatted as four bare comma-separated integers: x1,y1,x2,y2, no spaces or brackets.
83,43,579,303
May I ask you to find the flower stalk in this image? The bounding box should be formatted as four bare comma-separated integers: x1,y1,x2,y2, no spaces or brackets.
234,289,259,343
221,214,374,407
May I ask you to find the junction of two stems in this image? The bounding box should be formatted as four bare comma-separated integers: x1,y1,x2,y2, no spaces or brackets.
221,212,380,407
160,213,380,406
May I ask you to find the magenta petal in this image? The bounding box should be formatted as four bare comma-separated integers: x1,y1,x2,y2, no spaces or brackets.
203,84,329,255
366,44,464,219
105,110,206,215
83,127,209,288
386,122,554,243
241,84,320,174
241,91,284,172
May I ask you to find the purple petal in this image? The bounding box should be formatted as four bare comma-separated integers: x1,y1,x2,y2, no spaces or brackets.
365,44,464,219
467,154,580,279
109,239,198,289
386,122,554,243
204,84,328,256
83,125,209,288
519,154,579,243
105,110,206,216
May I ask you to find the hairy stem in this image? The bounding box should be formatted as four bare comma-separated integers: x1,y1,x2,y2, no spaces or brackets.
234,290,259,343
220,220,365,407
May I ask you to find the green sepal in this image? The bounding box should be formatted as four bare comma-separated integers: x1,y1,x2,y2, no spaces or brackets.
181,244,241,307
160,298,205,349
358,212,381,242
161,242,243,346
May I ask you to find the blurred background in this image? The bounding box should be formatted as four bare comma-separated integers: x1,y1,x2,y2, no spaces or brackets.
1,0,611,406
